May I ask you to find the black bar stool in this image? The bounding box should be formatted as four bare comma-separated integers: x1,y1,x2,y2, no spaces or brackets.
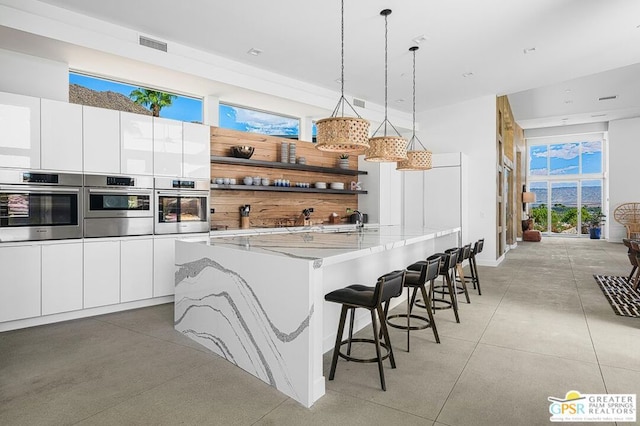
325,270,405,391
417,248,460,323
452,244,472,304
469,238,484,295
433,245,471,304
386,256,441,351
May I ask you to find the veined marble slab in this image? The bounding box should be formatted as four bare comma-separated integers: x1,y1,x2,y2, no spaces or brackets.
174,225,459,407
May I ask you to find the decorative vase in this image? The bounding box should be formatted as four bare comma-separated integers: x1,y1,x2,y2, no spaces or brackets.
338,158,349,169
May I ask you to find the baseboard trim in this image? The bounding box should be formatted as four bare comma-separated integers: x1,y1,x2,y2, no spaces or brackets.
0,296,174,332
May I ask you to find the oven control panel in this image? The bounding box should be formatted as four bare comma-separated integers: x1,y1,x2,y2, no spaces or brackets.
23,172,59,184
171,180,195,189
106,176,135,186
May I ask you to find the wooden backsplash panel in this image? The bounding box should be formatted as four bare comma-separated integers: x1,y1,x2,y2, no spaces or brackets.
210,127,361,229
210,190,358,229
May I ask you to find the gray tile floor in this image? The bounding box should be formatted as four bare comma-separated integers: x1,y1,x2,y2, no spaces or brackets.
2,238,639,425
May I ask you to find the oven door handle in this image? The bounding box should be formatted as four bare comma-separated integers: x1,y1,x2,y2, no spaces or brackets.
87,188,152,195
0,186,81,194
156,191,209,197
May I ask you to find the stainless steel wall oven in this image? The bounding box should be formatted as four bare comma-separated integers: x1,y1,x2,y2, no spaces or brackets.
154,177,209,234
0,170,83,242
83,174,154,237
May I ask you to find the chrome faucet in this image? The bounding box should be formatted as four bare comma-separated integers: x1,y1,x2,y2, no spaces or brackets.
353,210,364,229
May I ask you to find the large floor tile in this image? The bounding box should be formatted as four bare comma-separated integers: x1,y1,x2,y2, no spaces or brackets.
480,308,598,363
436,344,610,426
256,390,432,425
323,330,476,420
75,358,288,426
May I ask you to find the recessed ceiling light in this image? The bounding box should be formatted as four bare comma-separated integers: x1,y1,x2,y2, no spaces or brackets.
564,100,573,104
247,48,262,56
395,99,405,103
598,95,617,101
565,89,572,93
462,72,474,78
412,34,429,44
523,47,536,54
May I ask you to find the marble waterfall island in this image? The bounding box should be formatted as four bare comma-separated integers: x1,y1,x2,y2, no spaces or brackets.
174,226,459,407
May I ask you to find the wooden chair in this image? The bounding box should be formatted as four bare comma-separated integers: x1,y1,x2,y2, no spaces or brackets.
614,203,640,239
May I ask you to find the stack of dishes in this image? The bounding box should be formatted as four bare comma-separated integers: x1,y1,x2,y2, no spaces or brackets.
329,182,344,190
315,182,327,189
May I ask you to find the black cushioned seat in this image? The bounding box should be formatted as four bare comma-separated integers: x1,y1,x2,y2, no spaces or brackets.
386,256,441,351
416,248,461,323
325,270,405,391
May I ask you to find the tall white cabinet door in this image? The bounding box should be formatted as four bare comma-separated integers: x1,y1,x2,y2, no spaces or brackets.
40,99,82,172
42,242,83,315
153,117,183,177
0,244,41,322
424,166,461,232
83,106,120,174
120,112,153,175
0,92,40,169
83,240,120,308
120,238,153,302
153,237,176,297
183,122,210,179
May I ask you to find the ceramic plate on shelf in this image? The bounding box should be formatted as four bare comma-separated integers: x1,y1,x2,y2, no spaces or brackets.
329,182,344,190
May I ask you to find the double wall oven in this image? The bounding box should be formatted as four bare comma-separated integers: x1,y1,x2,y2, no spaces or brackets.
154,177,210,234
84,174,154,238
0,170,83,242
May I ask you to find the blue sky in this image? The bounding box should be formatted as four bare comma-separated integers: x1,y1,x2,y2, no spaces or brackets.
69,72,203,122
219,104,300,136
529,142,602,175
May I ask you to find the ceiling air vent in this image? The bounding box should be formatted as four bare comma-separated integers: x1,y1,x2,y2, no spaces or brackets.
598,95,617,101
353,98,366,108
139,36,167,52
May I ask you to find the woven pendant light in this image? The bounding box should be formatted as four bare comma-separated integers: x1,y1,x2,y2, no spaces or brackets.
365,9,407,163
397,46,432,171
316,0,370,154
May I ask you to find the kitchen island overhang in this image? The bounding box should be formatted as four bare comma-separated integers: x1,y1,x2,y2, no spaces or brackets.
174,225,460,407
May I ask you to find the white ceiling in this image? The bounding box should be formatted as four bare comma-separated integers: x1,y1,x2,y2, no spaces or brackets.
3,0,640,129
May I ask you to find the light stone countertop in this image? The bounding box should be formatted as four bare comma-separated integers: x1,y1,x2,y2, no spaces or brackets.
203,225,461,267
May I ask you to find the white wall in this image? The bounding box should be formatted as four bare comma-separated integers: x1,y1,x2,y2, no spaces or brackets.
416,95,498,265
0,48,68,101
608,117,640,241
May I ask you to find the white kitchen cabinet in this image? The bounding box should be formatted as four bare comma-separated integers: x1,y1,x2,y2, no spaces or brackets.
183,122,210,179
120,112,153,175
83,239,120,308
153,233,209,297
153,237,176,297
120,238,153,302
83,105,120,174
40,99,82,172
402,152,467,245
153,117,183,177
0,244,41,322
0,92,40,169
41,241,83,315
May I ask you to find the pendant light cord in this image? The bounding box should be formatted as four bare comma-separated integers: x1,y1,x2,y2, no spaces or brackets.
409,45,426,150
384,10,388,135
412,47,416,142
329,0,362,119
371,9,402,138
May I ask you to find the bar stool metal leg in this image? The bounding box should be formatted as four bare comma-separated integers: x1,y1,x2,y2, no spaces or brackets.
329,305,349,381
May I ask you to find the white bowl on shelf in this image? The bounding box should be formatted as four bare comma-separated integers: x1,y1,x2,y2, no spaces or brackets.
315,182,326,189
329,182,344,190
